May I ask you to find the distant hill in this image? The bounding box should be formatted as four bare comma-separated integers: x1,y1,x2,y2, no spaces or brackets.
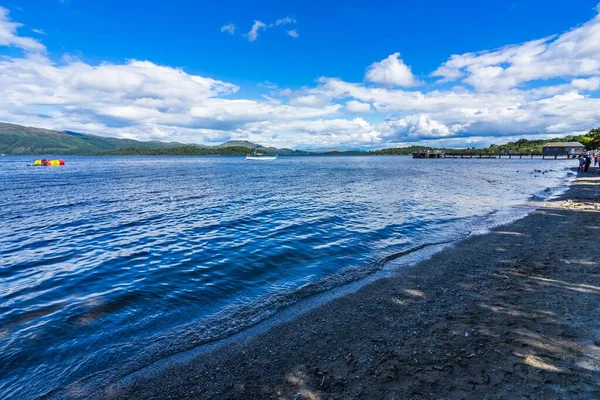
3,121,598,156
0,122,313,156
101,145,314,156
0,123,184,155
216,140,258,149
213,140,312,155
367,146,436,155
102,145,256,156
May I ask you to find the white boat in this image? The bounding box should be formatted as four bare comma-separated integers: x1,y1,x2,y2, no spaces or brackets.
245,151,277,161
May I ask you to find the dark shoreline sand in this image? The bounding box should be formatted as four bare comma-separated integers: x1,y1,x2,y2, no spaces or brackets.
101,170,600,400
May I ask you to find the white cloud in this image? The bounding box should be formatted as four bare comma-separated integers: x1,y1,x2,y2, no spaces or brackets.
289,95,325,107
0,7,46,52
31,28,46,35
432,5,600,91
228,17,297,41
276,17,296,26
243,118,381,148
246,20,267,42
307,74,600,141
345,100,371,114
220,23,235,34
380,114,466,140
0,5,599,149
365,52,418,87
572,77,600,91
189,99,341,123
0,51,343,145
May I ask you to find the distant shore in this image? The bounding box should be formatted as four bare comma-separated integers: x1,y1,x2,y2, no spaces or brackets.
3,121,599,157
2,152,588,159
89,169,600,399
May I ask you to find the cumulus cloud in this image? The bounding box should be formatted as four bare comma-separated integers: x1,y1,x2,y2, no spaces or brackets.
220,23,235,34
432,5,600,91
1,5,600,149
189,99,341,124
365,53,418,87
307,73,600,141
287,29,299,39
0,56,239,128
346,100,371,114
0,7,46,52
289,95,327,107
571,77,600,91
380,114,466,141
0,51,345,144
243,118,381,148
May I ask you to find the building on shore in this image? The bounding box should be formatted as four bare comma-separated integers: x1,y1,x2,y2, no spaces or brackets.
542,142,585,158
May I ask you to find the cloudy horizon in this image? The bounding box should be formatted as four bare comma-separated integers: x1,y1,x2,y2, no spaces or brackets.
0,2,599,150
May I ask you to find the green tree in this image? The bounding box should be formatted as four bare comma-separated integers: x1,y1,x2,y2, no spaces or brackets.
586,127,600,150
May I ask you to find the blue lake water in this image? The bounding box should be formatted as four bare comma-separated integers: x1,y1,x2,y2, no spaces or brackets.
0,155,572,399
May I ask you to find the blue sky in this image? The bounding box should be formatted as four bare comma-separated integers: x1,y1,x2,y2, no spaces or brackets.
0,0,599,149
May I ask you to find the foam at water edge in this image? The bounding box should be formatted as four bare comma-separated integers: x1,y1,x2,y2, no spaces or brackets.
470,167,574,237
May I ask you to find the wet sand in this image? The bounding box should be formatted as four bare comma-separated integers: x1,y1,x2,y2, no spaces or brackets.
102,170,600,400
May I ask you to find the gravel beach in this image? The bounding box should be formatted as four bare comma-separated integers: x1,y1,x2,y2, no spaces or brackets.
100,170,600,400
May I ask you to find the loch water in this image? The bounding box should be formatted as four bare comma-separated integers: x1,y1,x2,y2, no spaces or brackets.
0,156,572,398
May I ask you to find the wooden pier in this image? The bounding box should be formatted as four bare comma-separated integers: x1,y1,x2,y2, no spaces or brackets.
412,152,575,160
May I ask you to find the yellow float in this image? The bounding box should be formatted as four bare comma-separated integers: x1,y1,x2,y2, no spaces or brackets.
32,159,65,166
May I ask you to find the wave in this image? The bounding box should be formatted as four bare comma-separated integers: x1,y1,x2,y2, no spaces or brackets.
0,157,574,399
46,208,514,399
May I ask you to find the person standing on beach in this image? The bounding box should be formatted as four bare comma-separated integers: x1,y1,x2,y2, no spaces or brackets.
594,154,599,167
579,155,586,171
584,154,592,172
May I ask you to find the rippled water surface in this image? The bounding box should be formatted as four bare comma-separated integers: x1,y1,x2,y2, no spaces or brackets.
0,156,571,398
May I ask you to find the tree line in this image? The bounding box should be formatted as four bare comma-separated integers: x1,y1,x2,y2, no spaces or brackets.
369,128,600,155
98,128,600,156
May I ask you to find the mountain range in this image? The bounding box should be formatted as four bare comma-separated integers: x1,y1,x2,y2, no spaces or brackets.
1,122,598,156
0,122,306,155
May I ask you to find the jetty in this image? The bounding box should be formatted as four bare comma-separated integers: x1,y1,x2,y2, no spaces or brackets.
412,151,577,159
413,141,586,160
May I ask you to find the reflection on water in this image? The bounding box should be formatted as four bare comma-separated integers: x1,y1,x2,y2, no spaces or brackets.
0,155,569,398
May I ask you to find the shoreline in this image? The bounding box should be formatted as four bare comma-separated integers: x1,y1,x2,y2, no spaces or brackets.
0,154,589,159
89,169,599,399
